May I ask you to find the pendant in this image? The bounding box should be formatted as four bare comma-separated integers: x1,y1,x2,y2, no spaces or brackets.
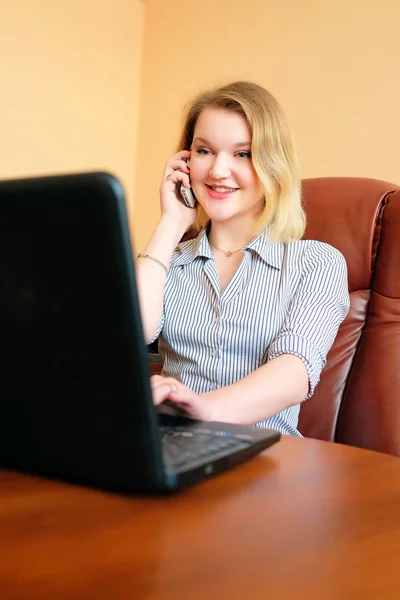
227,251,232,257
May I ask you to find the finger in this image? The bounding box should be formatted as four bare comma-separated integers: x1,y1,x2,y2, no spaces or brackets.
165,159,190,174
152,382,177,406
150,375,179,391
164,171,191,188
168,388,196,403
150,375,182,392
150,375,193,398
150,374,163,386
174,150,191,161
163,151,191,176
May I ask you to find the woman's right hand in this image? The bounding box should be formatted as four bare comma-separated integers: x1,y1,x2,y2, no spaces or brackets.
160,150,198,230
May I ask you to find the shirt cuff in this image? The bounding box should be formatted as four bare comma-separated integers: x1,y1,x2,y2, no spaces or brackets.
267,334,326,399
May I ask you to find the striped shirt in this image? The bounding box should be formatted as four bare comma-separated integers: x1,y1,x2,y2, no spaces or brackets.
153,225,350,436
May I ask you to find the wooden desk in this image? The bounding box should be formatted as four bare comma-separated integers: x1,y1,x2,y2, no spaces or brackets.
1,436,400,600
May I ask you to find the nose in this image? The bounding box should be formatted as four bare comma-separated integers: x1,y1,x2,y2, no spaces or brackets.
209,153,231,180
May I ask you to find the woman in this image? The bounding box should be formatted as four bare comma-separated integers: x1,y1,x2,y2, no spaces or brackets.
136,81,349,436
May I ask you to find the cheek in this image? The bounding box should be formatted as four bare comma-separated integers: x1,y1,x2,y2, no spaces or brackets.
190,162,208,184
188,164,206,199
190,169,207,186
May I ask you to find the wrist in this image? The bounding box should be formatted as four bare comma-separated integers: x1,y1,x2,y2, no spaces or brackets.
158,214,188,245
201,392,225,423
142,216,187,260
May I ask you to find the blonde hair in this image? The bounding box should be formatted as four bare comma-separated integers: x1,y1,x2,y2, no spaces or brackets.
176,81,306,243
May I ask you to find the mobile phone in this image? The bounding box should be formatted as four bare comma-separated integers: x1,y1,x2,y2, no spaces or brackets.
179,159,197,208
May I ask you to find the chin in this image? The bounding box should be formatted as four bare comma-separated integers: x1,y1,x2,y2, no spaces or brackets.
199,199,232,218
200,203,229,218
206,212,238,225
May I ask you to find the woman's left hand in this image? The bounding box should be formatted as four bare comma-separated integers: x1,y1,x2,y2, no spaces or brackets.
150,375,219,421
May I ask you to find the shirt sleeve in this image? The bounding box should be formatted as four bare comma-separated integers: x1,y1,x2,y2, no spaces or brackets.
267,242,350,399
149,312,164,345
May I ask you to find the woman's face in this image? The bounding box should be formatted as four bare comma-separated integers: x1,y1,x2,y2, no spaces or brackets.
189,107,264,225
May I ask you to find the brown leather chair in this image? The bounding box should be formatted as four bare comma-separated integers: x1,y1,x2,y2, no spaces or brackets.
149,177,400,456
299,177,400,456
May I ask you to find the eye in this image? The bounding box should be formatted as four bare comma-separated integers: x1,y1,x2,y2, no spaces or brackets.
196,148,211,155
236,151,252,159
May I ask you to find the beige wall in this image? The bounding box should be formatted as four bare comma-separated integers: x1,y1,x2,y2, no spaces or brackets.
2,0,399,252
134,0,400,251
0,0,144,218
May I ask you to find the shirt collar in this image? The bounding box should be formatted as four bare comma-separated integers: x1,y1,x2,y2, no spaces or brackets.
170,225,284,270
170,226,213,268
246,229,284,270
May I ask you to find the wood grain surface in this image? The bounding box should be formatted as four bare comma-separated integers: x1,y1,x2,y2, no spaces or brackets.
1,436,400,600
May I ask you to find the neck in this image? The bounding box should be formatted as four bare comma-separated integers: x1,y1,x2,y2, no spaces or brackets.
208,219,257,252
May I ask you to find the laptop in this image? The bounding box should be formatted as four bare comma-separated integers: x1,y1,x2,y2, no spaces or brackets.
0,172,280,493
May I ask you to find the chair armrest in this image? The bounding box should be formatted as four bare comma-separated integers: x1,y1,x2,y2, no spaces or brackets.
148,352,163,375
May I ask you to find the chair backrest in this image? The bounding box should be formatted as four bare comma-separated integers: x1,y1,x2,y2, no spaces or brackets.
298,177,400,456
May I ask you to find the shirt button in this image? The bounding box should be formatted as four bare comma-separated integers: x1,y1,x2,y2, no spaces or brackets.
212,349,219,357
209,383,217,391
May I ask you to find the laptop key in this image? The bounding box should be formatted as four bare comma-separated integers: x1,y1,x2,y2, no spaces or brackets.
161,428,250,468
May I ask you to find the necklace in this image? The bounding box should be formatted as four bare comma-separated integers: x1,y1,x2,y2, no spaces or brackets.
209,241,243,257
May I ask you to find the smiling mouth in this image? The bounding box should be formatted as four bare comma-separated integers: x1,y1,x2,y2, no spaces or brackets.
206,185,239,193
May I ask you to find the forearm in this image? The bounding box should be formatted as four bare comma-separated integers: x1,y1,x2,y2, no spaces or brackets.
136,215,186,343
203,354,309,425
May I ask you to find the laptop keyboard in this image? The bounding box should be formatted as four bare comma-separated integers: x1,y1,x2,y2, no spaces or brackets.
160,425,250,470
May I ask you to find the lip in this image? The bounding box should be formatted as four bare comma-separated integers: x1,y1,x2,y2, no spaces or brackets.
206,184,239,200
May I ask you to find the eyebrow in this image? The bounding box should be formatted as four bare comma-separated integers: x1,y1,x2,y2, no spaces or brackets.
193,137,251,148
